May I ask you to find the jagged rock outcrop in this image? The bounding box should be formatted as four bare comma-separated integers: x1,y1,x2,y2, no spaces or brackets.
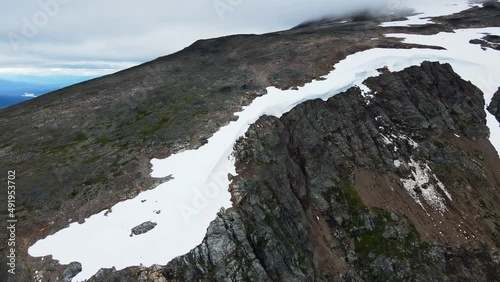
488,88,500,123
89,62,500,281
62,262,82,282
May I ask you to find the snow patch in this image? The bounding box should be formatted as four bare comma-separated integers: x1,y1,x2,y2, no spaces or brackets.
380,0,477,27
397,134,419,148
400,158,452,213
380,132,419,150
381,134,393,145
358,84,374,105
28,26,500,281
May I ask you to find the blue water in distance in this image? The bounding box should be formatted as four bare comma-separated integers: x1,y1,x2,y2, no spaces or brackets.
0,95,37,108
0,76,97,109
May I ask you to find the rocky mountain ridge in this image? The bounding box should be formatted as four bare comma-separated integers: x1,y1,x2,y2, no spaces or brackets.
1,2,500,281
88,62,500,281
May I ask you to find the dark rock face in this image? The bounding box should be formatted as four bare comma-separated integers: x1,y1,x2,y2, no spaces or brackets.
89,62,500,281
484,34,500,44
469,38,500,51
488,88,500,123
62,262,82,282
130,221,157,236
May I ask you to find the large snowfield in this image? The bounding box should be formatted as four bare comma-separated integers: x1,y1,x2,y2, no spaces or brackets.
29,1,500,281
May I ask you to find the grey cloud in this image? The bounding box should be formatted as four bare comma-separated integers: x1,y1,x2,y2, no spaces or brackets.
1,0,402,77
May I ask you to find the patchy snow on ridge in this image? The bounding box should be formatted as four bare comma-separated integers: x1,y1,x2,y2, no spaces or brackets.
400,158,452,213
386,27,500,153
29,23,500,282
395,133,419,149
358,83,375,105
381,0,479,27
379,132,419,151
381,134,393,145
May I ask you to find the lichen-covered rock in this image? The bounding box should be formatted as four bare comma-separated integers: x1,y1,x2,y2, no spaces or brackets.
130,221,157,236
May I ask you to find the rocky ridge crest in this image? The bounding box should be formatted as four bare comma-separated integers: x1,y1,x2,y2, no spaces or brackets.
90,62,500,281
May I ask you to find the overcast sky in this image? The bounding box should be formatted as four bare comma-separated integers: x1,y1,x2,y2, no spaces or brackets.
0,0,412,81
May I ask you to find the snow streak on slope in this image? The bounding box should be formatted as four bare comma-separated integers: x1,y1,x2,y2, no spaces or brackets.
400,158,452,213
29,12,500,282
